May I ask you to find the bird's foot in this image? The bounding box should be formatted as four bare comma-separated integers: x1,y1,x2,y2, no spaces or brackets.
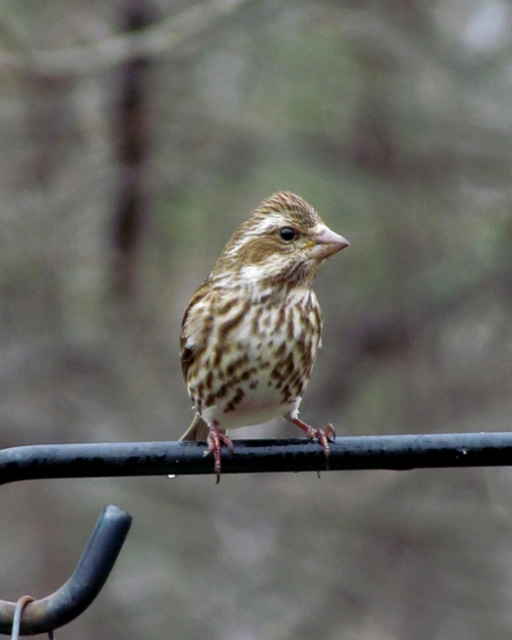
290,418,336,470
308,422,336,461
205,423,233,484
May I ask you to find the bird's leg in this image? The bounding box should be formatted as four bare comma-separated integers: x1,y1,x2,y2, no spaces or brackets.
289,417,336,469
205,421,233,484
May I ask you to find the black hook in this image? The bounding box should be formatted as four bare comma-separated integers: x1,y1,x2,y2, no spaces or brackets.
0,504,132,636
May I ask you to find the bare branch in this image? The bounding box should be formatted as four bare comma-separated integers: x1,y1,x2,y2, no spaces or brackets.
0,0,253,76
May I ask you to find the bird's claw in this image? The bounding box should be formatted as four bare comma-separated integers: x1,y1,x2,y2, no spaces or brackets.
306,424,335,468
206,425,233,483
290,416,335,472
306,421,335,446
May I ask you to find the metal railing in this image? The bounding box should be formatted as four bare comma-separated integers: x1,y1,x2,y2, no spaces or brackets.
1,431,511,635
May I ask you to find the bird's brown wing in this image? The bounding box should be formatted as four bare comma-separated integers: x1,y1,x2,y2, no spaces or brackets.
179,281,218,438
179,282,210,381
179,318,194,382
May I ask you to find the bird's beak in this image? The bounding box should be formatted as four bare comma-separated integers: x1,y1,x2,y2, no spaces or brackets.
310,225,350,260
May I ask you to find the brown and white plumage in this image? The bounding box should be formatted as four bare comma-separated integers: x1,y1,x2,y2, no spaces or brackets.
179,191,349,480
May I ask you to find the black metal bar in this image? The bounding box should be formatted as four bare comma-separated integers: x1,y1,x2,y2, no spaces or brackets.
1,433,512,485
0,505,132,635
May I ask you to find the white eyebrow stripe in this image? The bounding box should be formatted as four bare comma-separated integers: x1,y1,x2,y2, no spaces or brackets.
249,213,283,233
223,213,284,258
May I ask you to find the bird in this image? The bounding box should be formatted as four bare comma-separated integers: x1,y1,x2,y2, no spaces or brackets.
179,191,349,482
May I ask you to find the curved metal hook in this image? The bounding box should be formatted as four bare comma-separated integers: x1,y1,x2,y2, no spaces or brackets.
0,504,132,636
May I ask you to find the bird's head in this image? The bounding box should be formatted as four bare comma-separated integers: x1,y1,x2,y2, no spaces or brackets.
211,191,349,291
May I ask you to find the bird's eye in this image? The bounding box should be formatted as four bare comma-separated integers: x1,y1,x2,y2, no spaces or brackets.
279,227,296,241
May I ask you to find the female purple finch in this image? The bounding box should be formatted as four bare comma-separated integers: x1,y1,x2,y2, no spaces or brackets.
179,191,349,481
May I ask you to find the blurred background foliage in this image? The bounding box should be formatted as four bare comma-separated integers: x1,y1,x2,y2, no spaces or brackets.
1,0,512,638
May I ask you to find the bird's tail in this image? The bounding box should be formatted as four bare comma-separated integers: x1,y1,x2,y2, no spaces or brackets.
179,414,210,441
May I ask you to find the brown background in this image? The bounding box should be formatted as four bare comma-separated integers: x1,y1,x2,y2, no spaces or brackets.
1,1,512,639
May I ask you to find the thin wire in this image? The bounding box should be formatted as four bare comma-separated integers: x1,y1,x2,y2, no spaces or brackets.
10,596,34,640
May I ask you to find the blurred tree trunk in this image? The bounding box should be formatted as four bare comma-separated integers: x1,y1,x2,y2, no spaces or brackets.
111,0,156,298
